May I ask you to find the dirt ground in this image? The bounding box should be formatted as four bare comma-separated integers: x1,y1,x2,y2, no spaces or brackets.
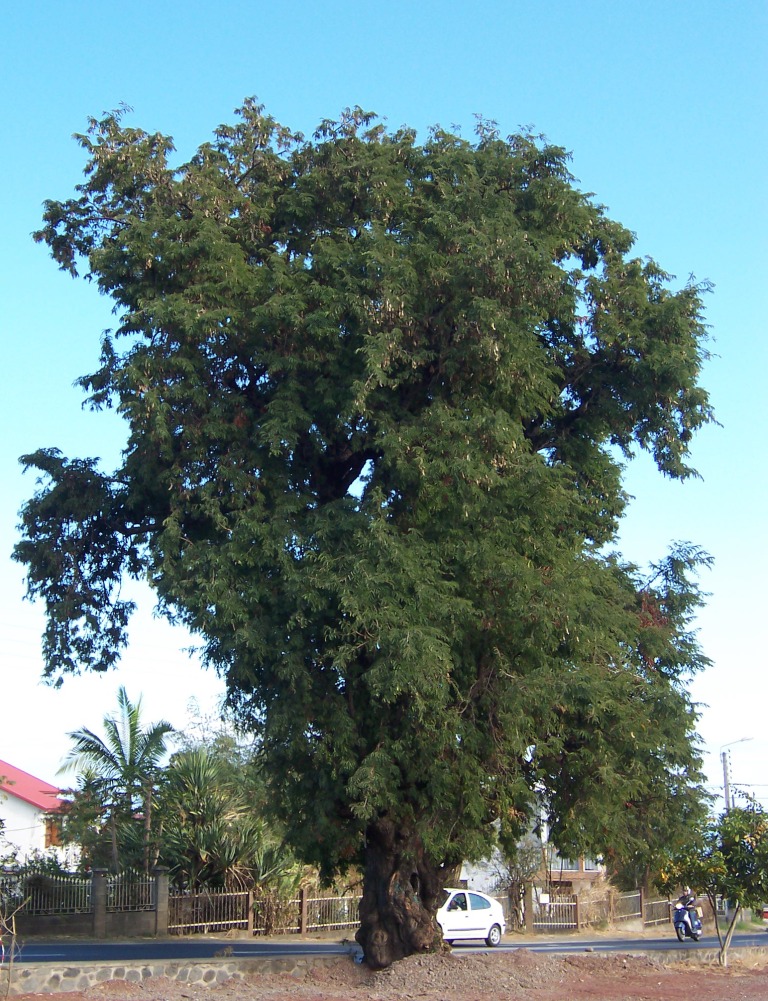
9,950,768,1001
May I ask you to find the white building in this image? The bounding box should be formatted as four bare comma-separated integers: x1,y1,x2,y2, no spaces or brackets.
0,758,65,860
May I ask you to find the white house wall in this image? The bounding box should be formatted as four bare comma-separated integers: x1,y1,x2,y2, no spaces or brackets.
462,850,505,894
0,792,48,857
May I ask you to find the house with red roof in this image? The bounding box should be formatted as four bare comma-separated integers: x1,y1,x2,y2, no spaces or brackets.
0,759,66,859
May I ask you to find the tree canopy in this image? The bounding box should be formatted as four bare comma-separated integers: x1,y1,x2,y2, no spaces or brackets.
659,806,768,966
17,101,713,966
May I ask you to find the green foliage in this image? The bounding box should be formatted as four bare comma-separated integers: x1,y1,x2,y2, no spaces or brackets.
659,806,768,965
60,725,299,890
152,745,294,888
661,807,768,911
58,687,174,871
14,450,143,682
58,769,117,870
174,719,268,809
605,763,711,892
0,848,70,876
18,102,712,918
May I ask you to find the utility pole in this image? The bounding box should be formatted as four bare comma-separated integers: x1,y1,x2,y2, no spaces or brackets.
721,750,731,811
720,738,753,811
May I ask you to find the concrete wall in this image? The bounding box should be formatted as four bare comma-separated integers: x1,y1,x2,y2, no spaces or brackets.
15,910,159,938
13,868,168,939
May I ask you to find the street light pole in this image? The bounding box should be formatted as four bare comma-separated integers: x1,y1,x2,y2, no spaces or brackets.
720,738,753,811
721,750,731,811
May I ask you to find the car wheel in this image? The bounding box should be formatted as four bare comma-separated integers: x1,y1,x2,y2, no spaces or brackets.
486,924,502,947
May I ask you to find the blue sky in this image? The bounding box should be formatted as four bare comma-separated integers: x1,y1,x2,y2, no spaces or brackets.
1,1,766,808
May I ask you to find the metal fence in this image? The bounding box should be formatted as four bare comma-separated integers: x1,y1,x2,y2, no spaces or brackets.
305,893,360,931
0,872,92,915
0,872,26,911
107,871,154,912
252,895,301,935
169,889,363,937
169,888,251,934
533,894,578,931
0,868,693,939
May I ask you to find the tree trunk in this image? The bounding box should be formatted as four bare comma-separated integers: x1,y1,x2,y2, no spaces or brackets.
143,784,152,874
355,818,447,970
720,902,741,967
109,809,119,873
508,881,524,929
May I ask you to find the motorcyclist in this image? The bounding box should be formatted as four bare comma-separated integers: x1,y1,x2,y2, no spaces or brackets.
678,886,695,906
676,887,697,932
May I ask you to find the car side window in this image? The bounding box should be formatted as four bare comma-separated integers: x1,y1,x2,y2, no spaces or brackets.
469,893,491,910
448,893,467,911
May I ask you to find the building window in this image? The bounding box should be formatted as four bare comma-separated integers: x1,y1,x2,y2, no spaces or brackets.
44,816,61,848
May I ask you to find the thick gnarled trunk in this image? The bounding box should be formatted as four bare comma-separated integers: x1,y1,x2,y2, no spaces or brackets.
355,818,446,969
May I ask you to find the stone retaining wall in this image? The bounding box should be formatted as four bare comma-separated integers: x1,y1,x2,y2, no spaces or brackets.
5,945,768,995
1,955,347,996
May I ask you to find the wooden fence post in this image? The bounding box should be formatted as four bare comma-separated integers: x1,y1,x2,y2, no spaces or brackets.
574,894,581,931
299,886,308,935
639,886,646,927
247,889,254,935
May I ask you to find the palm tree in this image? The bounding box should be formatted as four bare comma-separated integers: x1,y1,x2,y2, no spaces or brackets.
155,745,303,900
156,746,264,888
59,687,174,872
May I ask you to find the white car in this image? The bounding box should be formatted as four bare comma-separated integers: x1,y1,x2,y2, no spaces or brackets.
436,888,506,947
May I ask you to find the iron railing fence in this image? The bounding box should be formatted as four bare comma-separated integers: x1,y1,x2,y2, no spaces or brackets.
533,894,578,931
0,872,91,915
0,868,700,937
0,872,24,911
107,871,154,912
169,889,251,934
305,893,360,931
252,895,301,935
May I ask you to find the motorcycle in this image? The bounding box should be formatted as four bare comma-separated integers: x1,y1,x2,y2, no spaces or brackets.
673,900,702,941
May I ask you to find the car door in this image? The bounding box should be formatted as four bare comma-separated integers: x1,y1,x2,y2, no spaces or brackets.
442,891,471,939
467,892,493,938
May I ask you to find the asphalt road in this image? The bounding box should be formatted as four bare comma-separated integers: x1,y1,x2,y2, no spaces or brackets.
10,929,768,964
504,929,768,954
12,939,355,963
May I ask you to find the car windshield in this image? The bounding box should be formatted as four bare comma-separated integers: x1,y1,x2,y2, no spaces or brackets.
438,889,452,907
